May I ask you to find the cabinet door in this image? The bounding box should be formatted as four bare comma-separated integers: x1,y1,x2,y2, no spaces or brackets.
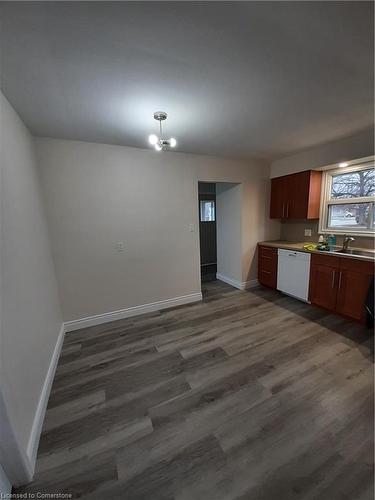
270,171,322,220
287,171,310,219
309,264,338,311
336,260,374,322
270,177,285,219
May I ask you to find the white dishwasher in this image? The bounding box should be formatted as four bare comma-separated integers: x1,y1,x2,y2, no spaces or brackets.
277,249,311,302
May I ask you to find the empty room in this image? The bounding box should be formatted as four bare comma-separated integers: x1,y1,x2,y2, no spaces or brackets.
0,1,374,499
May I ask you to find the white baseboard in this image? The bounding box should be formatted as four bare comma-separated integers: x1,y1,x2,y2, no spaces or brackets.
242,278,259,290
216,273,258,290
64,292,203,332
26,324,65,469
0,325,65,487
216,273,242,289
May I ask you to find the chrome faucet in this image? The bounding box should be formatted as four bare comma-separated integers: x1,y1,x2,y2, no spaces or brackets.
342,235,355,252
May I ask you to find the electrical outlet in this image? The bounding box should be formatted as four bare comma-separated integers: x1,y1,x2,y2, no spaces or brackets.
304,229,312,237
116,242,125,252
188,224,195,232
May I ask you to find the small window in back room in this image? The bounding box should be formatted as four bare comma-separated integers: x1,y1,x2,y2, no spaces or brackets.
200,200,215,222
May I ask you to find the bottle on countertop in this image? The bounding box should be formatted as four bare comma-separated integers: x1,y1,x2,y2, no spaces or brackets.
327,234,336,252
317,234,329,252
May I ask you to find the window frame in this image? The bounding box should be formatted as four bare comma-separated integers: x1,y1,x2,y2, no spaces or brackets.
319,160,375,237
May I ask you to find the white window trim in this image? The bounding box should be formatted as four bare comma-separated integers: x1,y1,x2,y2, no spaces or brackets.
319,160,375,237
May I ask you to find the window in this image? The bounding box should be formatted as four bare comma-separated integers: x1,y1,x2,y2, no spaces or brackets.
200,200,215,222
319,161,375,235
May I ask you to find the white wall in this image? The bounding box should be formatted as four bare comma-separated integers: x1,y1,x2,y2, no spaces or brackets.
35,138,280,322
0,464,11,497
216,183,242,284
0,92,63,482
270,128,374,178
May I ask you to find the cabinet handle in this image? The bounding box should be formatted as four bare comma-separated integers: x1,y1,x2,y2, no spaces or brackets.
282,203,285,218
331,270,336,288
286,203,289,218
338,271,342,290
261,270,271,274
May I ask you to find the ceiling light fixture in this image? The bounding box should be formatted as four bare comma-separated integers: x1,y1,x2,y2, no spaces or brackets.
338,162,349,168
148,111,177,151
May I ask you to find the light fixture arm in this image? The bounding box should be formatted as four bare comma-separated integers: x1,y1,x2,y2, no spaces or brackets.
148,111,177,151
154,111,167,140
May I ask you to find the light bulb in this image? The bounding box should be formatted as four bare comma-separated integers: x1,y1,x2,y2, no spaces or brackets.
338,162,348,168
155,143,162,151
169,137,177,148
148,134,158,145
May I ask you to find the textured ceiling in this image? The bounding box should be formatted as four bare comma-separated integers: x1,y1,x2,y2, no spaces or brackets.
0,1,373,160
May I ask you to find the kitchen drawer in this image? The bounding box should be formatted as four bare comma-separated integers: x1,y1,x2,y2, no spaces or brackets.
258,245,277,258
258,245,277,289
311,253,340,269
339,258,374,275
259,254,276,271
259,269,277,289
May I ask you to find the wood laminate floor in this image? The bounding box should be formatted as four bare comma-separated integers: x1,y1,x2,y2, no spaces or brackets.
16,281,374,499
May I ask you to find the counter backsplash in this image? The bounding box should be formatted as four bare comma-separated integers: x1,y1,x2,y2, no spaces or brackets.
280,220,375,250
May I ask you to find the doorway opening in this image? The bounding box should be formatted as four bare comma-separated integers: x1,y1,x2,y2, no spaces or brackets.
198,182,217,282
198,181,242,290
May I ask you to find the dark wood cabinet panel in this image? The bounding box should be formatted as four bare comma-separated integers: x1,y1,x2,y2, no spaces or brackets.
336,260,374,322
309,263,338,312
258,245,276,258
309,253,374,323
258,245,277,289
287,171,310,219
306,171,322,219
288,171,322,219
339,258,374,275
310,253,340,269
270,170,322,220
269,177,285,218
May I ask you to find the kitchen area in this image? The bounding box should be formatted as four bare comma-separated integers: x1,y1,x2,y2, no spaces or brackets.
258,157,375,325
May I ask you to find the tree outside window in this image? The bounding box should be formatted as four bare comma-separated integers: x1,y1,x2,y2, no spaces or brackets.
320,161,375,235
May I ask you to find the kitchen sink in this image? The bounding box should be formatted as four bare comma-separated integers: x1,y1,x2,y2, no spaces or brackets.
334,249,374,258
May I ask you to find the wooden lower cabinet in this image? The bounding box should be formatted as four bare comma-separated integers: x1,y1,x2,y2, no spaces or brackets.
258,247,374,323
335,259,374,322
309,262,338,311
309,254,374,323
258,245,277,289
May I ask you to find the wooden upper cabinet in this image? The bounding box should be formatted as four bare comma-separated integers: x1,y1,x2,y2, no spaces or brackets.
270,170,322,220
270,176,286,218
